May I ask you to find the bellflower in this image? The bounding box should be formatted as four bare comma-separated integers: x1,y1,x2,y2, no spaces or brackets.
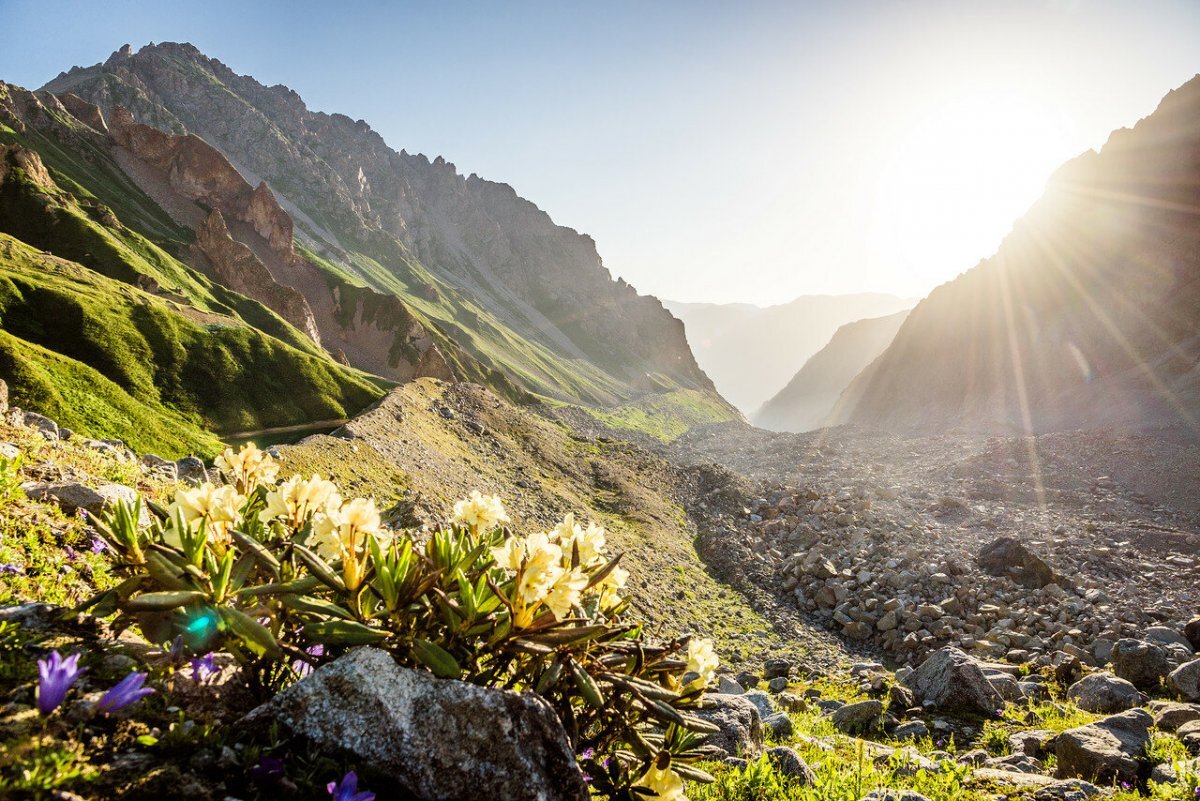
327,771,374,801
96,672,154,713
36,651,85,714
191,652,218,683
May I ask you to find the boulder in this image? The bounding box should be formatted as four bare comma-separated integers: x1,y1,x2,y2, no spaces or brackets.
243,648,587,801
905,647,1004,716
977,537,1057,588
1111,638,1170,690
1149,700,1200,731
23,481,141,521
1054,708,1152,784
717,675,745,695
1150,758,1200,786
1184,617,1200,651
1009,729,1055,758
894,720,930,741
984,670,1026,702
1066,672,1142,713
1145,626,1194,652
1180,719,1200,755
1167,659,1200,702
175,456,208,485
763,658,794,680
763,711,794,739
765,746,815,784
22,411,59,439
767,677,789,693
694,693,764,757
832,700,884,734
742,690,774,720
1031,779,1101,801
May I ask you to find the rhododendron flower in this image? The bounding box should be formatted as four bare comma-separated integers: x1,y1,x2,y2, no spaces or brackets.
311,498,386,590
635,759,688,801
451,491,510,532
260,473,342,528
214,442,278,491
556,515,607,566
96,672,154,713
685,638,718,690
37,651,85,715
543,566,588,620
595,564,629,611
516,532,564,605
167,483,246,552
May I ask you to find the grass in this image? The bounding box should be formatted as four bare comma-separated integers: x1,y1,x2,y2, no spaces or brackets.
572,388,742,443
0,233,383,457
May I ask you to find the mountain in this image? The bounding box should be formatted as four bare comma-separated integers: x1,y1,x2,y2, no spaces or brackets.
754,310,909,432
42,43,715,408
664,294,914,413
832,76,1200,436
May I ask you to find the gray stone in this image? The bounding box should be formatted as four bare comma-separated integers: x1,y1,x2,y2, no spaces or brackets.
905,646,1003,716
23,481,140,519
767,676,789,693
1066,672,1142,713
718,675,745,695
741,690,774,720
763,658,794,680
977,537,1057,588
893,720,930,741
22,411,58,439
1185,617,1200,651
985,671,1025,702
1146,626,1195,652
986,753,1043,773
0,442,19,460
1110,638,1170,690
832,699,883,734
694,693,764,757
1032,779,1101,801
1150,757,1200,786
735,671,761,689
1055,708,1153,784
763,711,794,739
175,456,208,485
1181,719,1200,754
1009,729,1055,758
243,648,587,801
1167,659,1200,702
765,746,815,784
860,791,931,801
1149,700,1200,731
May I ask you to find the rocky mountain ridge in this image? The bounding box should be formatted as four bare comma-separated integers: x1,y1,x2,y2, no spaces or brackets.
832,75,1200,437
45,42,712,404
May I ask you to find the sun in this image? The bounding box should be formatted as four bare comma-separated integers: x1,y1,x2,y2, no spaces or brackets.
873,90,1077,286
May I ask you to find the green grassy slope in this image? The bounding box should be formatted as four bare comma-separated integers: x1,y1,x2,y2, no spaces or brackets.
0,233,383,457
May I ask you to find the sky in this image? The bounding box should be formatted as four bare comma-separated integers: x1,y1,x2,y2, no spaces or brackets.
2,1,1199,305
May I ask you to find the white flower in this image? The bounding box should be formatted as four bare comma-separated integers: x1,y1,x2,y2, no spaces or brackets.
167,483,245,551
259,473,341,528
542,567,588,620
560,519,607,566
310,497,386,590
517,532,564,606
214,443,278,491
452,491,510,532
635,761,688,801
686,638,718,690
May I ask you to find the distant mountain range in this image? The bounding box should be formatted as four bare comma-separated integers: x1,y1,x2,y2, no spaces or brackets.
664,294,914,413
832,75,1200,437
0,43,736,455
755,310,909,432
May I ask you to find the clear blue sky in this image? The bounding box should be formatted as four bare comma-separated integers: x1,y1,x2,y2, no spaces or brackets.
3,1,1199,305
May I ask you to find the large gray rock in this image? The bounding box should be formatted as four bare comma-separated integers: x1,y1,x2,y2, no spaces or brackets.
694,693,764,758
1149,700,1200,731
243,648,587,801
905,647,1003,716
22,411,59,439
1145,626,1194,652
1167,659,1200,701
1181,719,1200,754
175,456,209,485
23,481,140,520
832,699,884,734
1055,708,1152,784
1185,617,1200,651
1110,638,1170,690
977,537,1057,588
1066,672,1142,713
765,746,815,784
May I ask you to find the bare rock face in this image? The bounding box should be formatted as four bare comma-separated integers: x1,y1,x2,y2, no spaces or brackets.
194,209,322,345
1055,708,1152,784
905,647,1004,716
57,93,108,133
1066,672,1142,714
244,647,588,801
977,537,1058,589
0,144,54,189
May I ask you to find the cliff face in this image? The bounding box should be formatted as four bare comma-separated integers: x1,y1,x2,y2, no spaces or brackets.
44,42,711,398
832,76,1200,436
755,311,909,433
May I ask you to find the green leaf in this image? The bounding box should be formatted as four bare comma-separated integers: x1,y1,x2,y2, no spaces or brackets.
237,575,324,597
302,619,388,646
136,734,159,747
523,624,609,646
218,606,281,659
671,764,715,783
413,638,461,679
281,594,355,620
571,661,605,707
230,529,281,577
123,590,207,612
294,544,346,592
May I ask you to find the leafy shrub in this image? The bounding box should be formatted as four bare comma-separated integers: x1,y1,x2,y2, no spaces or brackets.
88,444,720,797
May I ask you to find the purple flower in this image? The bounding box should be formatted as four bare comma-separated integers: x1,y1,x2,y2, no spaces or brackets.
0,562,24,575
36,651,85,714
191,652,218,683
250,755,285,785
96,672,154,713
90,535,108,554
1120,781,1132,790
64,546,78,562
292,644,326,679
580,747,596,761
327,771,374,801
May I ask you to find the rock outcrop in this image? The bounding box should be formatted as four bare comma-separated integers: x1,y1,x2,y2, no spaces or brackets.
1054,708,1152,784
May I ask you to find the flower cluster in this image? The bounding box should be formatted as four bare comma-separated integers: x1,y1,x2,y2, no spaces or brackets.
310,497,386,591
451,490,510,532
167,482,246,553
259,473,341,529
214,442,279,492
36,650,153,716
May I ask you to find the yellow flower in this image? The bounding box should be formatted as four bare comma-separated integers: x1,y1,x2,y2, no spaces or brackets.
635,760,688,801
595,564,629,611
542,566,587,620
214,442,279,492
259,474,342,528
490,535,525,572
517,532,564,606
686,638,718,690
167,483,245,551
559,518,607,566
310,497,386,590
452,491,510,532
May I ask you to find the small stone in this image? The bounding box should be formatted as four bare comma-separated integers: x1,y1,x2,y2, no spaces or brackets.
765,746,815,784
893,720,930,741
718,675,745,695
767,676,789,693
763,711,794,739
832,700,883,735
